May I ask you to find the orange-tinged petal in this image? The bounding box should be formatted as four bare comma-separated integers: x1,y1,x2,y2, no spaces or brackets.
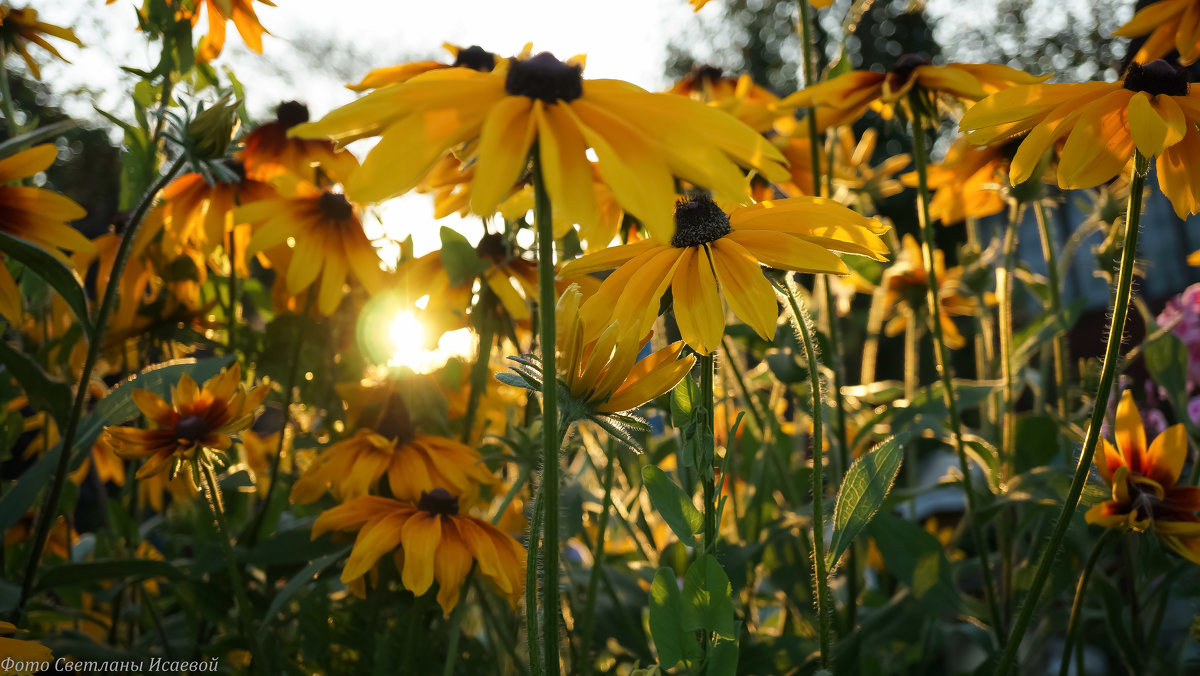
709,238,779,340
1128,92,1180,157
399,511,442,595
1114,390,1148,474
671,246,724,354
342,513,407,582
1145,424,1188,488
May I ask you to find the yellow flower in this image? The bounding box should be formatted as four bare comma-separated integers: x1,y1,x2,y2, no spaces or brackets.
292,51,788,242
901,137,1015,224
882,234,977,349
777,128,911,209
239,429,287,497
0,622,51,673
0,5,82,78
290,392,494,504
158,162,276,270
0,144,92,324
1114,0,1200,66
347,43,501,92
312,490,525,615
102,364,268,479
554,283,696,415
558,194,889,354
959,59,1200,216
238,184,387,316
1086,390,1200,564
69,438,127,487
189,0,272,63
782,56,1047,130
668,67,791,133
237,101,359,185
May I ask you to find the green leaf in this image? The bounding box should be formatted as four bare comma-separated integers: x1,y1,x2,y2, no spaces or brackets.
0,339,71,428
670,375,699,423
681,554,736,639
641,465,702,547
438,227,489,286
826,436,903,570
865,514,962,612
0,356,234,533
35,559,185,591
1144,332,1189,422
708,632,741,676
648,567,698,668
0,232,93,339
262,546,350,623
1013,297,1085,371
0,120,81,158
1014,415,1060,474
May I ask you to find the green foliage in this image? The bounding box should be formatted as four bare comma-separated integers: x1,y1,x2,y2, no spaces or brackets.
827,436,904,570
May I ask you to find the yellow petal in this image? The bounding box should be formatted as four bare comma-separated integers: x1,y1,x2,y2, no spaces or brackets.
671,246,724,354
399,511,442,595
470,97,536,216
709,238,779,340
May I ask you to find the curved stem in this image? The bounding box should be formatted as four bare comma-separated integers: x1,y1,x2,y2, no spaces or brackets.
781,278,833,667
910,119,1006,647
993,152,1148,675
12,155,185,622
531,153,561,676
1057,529,1115,676
1033,201,1070,422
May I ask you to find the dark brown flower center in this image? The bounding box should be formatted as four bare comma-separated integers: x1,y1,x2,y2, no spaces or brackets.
174,415,212,443
374,392,416,445
318,192,354,221
671,195,731,248
475,232,507,261
221,158,247,183
890,53,931,84
504,52,583,103
688,64,725,87
417,488,460,516
1123,59,1189,97
453,45,498,72
275,100,310,129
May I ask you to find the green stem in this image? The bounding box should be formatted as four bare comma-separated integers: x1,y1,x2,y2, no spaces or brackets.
462,287,498,443
0,49,20,139
579,451,615,676
227,230,238,352
904,312,919,402
910,118,1006,647
531,152,561,676
402,591,433,675
526,482,545,676
1058,529,1115,676
12,156,185,623
442,570,475,676
993,152,1148,675
797,0,822,196
699,353,717,555
997,201,1020,627
780,279,833,667
199,464,259,665
1033,201,1070,423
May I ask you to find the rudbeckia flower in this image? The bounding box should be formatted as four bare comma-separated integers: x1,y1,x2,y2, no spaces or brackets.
347,43,501,92
290,393,494,504
292,51,789,242
558,194,889,355
187,0,273,63
0,5,82,78
1086,390,1200,564
900,137,1017,224
1114,0,1200,66
0,144,92,324
312,489,525,615
237,101,359,185
102,364,268,479
668,66,791,133
776,127,911,209
882,234,977,349
238,185,387,316
781,54,1047,130
158,160,276,271
959,59,1200,216
0,621,51,665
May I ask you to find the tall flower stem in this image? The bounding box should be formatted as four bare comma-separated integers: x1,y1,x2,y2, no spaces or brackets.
996,201,1020,624
12,156,185,622
461,287,498,443
993,152,1149,675
199,463,258,661
579,451,615,676
227,230,239,352
780,277,833,668
699,353,718,554
909,118,1005,647
1057,529,1115,676
1033,201,1070,422
530,152,561,676
965,217,998,436
526,482,545,676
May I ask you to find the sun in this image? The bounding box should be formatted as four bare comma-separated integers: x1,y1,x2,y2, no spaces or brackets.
385,310,474,373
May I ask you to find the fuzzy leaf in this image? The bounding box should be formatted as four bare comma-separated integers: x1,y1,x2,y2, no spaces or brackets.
827,436,903,570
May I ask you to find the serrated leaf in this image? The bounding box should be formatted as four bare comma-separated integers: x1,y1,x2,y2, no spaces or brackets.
641,465,702,547
827,436,903,570
0,232,93,339
680,554,736,639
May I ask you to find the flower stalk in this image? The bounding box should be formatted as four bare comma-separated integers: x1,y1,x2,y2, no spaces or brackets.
1057,529,1115,676
12,155,186,623
1033,200,1070,422
910,115,1005,647
993,151,1150,675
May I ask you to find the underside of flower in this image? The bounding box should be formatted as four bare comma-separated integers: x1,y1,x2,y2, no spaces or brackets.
417,487,460,515
671,195,731,248
374,392,416,445
275,100,310,129
890,53,931,84
504,52,583,103
1123,59,1189,97
453,45,497,72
